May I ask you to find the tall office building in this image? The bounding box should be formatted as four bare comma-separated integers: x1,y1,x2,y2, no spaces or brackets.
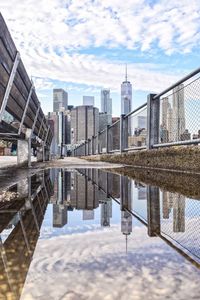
161,97,171,129
53,89,68,112
83,96,95,106
167,107,173,141
99,112,112,131
71,106,99,144
121,65,132,115
172,84,185,140
101,89,112,115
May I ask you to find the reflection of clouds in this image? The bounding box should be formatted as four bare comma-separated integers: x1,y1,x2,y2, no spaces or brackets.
39,224,111,239
21,226,200,300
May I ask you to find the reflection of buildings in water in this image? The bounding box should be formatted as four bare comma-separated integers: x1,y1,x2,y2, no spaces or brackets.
83,210,94,220
108,173,120,198
121,211,132,235
53,204,68,228
162,191,171,219
101,199,112,227
121,210,132,252
0,171,52,299
135,181,147,200
173,194,185,233
52,171,101,227
162,191,185,232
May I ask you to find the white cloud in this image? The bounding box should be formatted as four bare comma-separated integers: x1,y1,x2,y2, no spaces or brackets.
0,0,199,101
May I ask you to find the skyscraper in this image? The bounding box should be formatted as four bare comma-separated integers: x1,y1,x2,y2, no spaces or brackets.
161,97,171,129
71,106,99,144
53,89,68,112
121,65,132,115
83,96,95,106
101,89,112,115
172,84,185,141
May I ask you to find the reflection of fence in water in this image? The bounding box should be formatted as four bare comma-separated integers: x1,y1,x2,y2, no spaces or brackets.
160,191,200,260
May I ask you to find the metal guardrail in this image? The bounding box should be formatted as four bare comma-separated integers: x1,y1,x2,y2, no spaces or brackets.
0,13,53,147
73,103,148,156
73,66,200,157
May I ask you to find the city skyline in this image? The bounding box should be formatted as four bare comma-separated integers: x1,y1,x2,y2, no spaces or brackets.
1,1,199,116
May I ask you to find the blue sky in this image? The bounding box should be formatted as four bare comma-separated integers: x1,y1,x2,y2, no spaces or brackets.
1,0,200,116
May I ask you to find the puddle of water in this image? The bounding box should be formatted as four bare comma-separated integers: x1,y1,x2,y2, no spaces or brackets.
0,168,199,300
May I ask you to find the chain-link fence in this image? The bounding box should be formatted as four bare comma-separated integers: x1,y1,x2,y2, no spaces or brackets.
160,192,200,261
125,104,148,149
157,74,200,145
99,130,106,153
93,135,98,154
75,143,85,156
130,184,200,263
108,120,120,152
88,139,92,155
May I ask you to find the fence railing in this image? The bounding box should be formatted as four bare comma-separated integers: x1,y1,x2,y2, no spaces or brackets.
73,66,200,156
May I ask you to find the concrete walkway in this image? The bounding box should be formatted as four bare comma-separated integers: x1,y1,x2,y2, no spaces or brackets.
0,156,37,169
46,157,123,169
0,156,17,168
0,156,123,170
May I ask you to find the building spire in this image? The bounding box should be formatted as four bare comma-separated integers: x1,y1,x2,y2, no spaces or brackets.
125,64,128,81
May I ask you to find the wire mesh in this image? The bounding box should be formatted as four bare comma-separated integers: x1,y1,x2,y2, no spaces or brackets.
99,130,106,153
126,105,148,149
93,136,98,154
77,143,85,156
158,74,200,144
88,139,92,155
160,191,200,261
108,121,120,152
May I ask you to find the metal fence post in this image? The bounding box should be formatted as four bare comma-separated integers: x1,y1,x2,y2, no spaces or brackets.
147,94,160,149
85,141,87,156
106,125,109,154
91,136,94,155
88,139,91,155
147,185,160,237
120,114,125,153
123,116,128,150
97,132,100,154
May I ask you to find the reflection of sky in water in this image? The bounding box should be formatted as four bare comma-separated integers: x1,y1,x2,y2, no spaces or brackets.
0,168,200,300
40,200,143,240
21,223,200,300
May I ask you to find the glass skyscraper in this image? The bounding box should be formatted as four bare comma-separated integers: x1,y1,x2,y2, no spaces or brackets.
121,65,132,115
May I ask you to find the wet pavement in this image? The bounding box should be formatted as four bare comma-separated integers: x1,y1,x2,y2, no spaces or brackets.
0,167,199,299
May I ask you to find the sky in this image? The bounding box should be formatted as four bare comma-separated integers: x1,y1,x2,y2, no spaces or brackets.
1,0,200,116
